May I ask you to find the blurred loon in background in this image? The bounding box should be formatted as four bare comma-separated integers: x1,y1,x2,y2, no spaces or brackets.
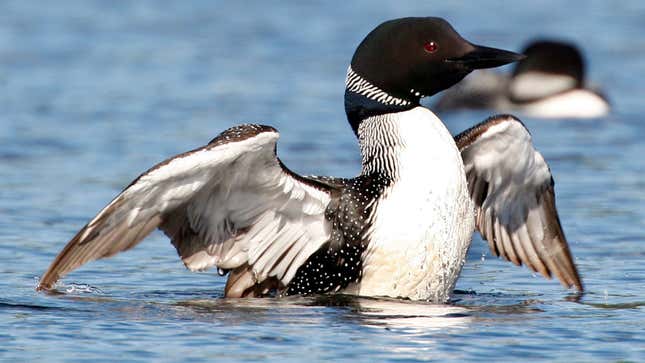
36,18,582,302
434,40,610,118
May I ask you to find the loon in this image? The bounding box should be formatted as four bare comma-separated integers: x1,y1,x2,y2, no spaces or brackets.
37,17,583,302
434,39,610,118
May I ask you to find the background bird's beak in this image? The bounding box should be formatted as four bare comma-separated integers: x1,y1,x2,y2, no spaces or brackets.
447,44,525,69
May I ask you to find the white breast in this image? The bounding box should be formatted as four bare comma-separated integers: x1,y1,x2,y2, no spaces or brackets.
519,89,610,118
509,72,578,101
345,107,475,302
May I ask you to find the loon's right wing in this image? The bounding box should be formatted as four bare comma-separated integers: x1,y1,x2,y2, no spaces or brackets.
37,124,336,297
455,115,583,291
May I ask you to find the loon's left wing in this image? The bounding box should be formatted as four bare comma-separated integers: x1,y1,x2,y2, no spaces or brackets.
455,114,583,291
37,124,336,296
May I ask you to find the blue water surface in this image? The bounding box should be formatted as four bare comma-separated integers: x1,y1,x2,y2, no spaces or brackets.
1,1,644,362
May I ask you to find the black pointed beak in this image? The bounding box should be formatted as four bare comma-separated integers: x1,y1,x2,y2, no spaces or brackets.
447,44,525,69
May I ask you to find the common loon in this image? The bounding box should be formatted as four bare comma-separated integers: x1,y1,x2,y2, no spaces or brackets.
37,17,583,302
435,39,610,118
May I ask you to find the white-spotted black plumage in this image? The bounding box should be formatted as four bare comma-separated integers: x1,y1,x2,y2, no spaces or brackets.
38,17,582,301
287,174,390,295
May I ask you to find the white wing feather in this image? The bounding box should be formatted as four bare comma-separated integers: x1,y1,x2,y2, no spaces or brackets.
456,115,583,291
38,125,333,295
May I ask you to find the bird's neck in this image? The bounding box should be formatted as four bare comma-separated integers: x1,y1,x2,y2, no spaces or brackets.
356,114,402,179
344,66,418,135
356,107,457,181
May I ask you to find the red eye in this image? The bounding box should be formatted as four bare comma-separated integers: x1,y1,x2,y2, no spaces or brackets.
424,41,438,53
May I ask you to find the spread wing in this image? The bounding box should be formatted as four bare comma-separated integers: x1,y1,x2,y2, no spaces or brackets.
455,115,583,291
37,124,336,296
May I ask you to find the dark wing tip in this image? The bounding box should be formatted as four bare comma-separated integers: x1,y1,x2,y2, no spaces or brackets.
571,273,584,292
36,226,88,292
36,278,56,291
543,188,584,292
36,266,63,292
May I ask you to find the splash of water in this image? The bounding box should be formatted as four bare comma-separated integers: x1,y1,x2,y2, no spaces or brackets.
33,276,103,294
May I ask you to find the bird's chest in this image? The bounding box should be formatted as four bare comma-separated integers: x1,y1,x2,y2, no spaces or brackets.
360,155,472,301
345,108,475,301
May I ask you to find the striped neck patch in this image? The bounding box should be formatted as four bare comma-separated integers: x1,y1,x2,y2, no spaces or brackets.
345,66,412,107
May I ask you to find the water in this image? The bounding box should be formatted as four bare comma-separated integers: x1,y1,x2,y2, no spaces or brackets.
2,1,644,361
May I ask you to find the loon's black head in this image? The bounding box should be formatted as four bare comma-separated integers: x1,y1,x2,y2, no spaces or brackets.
345,17,523,129
512,40,585,83
509,40,586,103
